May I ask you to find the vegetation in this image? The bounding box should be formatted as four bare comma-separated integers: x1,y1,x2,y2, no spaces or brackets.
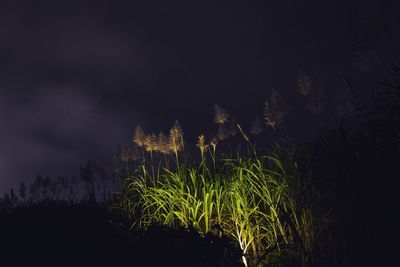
115,58,399,266
1,50,399,266
116,102,329,267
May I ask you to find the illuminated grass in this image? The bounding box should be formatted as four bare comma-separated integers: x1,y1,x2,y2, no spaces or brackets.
117,116,325,266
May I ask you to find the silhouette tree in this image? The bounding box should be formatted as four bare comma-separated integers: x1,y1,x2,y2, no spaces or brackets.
43,176,51,199
19,182,27,203
69,175,78,203
50,178,59,200
80,161,96,204
92,162,111,203
9,188,18,206
1,193,12,208
33,174,44,201
29,182,37,203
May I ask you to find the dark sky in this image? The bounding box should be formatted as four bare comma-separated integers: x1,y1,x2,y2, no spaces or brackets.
1,0,399,193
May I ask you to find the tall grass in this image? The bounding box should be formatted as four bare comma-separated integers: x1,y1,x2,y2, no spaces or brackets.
117,116,325,266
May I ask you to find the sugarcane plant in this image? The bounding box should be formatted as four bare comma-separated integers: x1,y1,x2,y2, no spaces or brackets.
116,106,326,267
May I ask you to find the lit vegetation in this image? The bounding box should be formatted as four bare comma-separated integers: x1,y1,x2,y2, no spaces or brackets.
116,105,327,267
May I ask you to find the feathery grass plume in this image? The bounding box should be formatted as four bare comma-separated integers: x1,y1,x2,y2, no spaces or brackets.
209,137,218,172
169,120,184,154
250,117,263,135
133,126,146,147
213,104,229,124
144,133,158,152
196,134,209,159
169,121,184,168
297,70,312,97
119,144,138,162
143,133,158,178
264,89,286,130
210,137,218,152
157,132,171,155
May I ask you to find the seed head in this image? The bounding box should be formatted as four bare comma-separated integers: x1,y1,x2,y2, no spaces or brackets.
157,132,171,154
119,144,138,162
210,137,218,151
196,134,209,155
264,89,286,130
133,126,146,147
169,120,184,154
144,133,158,152
213,104,229,124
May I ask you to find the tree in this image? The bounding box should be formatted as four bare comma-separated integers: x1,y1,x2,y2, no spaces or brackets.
2,193,12,208
70,175,78,203
80,161,96,203
9,188,18,206
33,174,44,201
19,182,27,203
43,176,51,199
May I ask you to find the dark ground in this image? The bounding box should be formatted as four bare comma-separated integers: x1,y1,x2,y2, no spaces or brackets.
0,203,243,267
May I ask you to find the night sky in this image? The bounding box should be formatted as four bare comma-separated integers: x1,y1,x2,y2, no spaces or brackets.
1,0,399,193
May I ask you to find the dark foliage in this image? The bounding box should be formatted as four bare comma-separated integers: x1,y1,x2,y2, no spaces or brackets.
310,66,400,267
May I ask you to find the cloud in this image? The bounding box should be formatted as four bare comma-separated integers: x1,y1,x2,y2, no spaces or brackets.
0,84,136,194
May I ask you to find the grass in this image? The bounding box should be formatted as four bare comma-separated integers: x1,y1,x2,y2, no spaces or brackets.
116,118,326,267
